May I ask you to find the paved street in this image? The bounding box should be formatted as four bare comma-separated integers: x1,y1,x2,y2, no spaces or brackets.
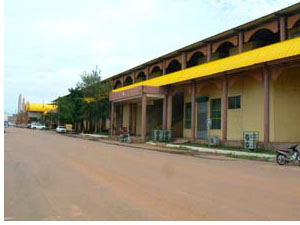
4,128,300,221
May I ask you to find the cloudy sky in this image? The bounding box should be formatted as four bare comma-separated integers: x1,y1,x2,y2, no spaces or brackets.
4,0,299,114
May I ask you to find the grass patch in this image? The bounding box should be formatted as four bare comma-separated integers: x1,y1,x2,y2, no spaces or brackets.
180,143,275,155
226,153,273,161
178,146,193,151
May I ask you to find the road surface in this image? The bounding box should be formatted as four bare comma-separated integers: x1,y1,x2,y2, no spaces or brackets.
4,128,300,220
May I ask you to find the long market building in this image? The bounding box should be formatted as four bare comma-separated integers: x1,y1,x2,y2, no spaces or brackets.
108,3,300,149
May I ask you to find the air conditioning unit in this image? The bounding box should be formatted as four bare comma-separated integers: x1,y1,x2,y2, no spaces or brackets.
208,136,220,147
153,130,172,142
243,131,259,150
153,130,163,142
163,130,172,142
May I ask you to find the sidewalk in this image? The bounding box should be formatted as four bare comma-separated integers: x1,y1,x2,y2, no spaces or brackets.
63,132,276,161
64,133,202,156
147,142,276,159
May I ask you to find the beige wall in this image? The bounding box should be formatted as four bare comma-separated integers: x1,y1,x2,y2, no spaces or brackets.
183,74,264,142
125,67,300,144
271,67,300,142
227,74,264,141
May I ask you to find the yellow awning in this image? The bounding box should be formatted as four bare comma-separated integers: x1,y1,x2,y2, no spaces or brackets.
113,37,300,93
25,103,57,113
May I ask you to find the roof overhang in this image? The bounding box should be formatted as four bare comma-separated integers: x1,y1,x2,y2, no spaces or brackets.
104,3,300,82
109,86,167,102
112,37,300,94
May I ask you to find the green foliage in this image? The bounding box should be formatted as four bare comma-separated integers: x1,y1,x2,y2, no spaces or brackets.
55,65,112,129
56,88,85,124
77,66,112,121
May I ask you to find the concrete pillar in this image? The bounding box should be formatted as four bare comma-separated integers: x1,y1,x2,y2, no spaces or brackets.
264,67,270,145
162,95,167,129
120,104,123,129
181,52,187,70
280,16,286,41
132,72,136,84
238,31,244,53
191,82,196,141
141,94,147,141
110,102,114,135
222,75,228,142
167,94,173,130
207,43,212,62
162,60,166,75
146,66,150,80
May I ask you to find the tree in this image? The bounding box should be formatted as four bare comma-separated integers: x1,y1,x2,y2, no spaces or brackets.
77,66,112,132
56,88,85,127
55,66,111,133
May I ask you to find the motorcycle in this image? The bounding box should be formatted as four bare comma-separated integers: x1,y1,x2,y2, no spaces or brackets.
276,144,300,165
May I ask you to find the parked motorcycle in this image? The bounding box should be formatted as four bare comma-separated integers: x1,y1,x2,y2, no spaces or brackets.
276,144,299,165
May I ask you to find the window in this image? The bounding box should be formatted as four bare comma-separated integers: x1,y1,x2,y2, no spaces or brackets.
211,99,221,129
185,103,191,129
228,96,241,109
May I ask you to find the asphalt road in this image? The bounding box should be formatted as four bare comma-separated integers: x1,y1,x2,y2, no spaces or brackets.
4,128,300,221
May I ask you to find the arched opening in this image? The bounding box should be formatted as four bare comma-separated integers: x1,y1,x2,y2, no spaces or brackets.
124,76,133,86
290,19,300,38
149,66,162,79
113,80,122,89
136,72,147,83
166,60,181,74
249,29,279,49
215,42,234,59
187,52,206,68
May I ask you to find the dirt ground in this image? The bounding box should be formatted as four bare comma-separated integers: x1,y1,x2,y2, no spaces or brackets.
4,128,300,221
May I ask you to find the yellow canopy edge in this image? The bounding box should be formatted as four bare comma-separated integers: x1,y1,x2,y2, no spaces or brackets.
25,103,57,113
113,37,300,93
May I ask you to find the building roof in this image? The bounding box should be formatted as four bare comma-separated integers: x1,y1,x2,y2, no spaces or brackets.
112,37,300,92
106,2,300,82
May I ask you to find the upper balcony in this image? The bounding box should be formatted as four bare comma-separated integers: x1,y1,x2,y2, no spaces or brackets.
111,4,300,90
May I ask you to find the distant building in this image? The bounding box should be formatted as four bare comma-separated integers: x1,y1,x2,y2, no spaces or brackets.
24,103,57,123
16,101,57,124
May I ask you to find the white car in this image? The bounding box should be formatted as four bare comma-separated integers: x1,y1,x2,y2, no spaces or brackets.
56,126,67,133
30,123,38,129
31,123,46,130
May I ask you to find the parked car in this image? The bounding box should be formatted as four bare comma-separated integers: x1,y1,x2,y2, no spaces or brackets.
31,123,46,130
56,126,67,133
36,124,46,130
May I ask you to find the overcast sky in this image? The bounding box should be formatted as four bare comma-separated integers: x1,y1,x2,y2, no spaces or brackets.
4,0,299,114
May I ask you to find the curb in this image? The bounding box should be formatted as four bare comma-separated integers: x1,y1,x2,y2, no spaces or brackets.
60,133,275,161
147,142,275,160
62,133,197,156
